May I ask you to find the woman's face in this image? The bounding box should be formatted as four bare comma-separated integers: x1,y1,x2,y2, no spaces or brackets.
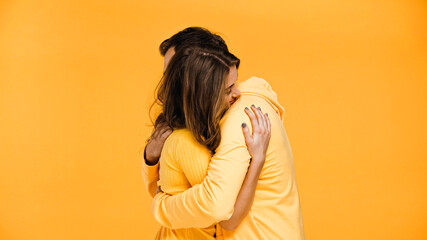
224,65,241,109
163,47,241,109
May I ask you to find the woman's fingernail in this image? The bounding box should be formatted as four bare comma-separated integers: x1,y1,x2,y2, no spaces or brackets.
242,123,247,128
245,107,249,111
251,104,255,108
266,113,268,117
258,107,261,111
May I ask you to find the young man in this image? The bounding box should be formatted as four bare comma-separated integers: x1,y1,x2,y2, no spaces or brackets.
142,27,305,239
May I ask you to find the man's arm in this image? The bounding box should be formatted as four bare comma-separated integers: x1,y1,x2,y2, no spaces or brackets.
141,123,172,198
151,105,252,229
141,146,160,198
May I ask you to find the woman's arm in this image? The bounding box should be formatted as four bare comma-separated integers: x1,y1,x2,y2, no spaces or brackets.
219,105,271,230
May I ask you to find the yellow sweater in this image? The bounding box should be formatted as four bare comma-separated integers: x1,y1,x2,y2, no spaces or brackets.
154,129,216,239
142,77,305,240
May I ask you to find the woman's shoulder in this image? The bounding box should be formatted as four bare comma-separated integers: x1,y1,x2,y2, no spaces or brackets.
167,128,193,141
166,129,209,152
170,128,191,135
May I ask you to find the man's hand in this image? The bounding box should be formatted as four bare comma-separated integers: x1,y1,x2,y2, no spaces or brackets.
145,122,173,165
155,186,164,195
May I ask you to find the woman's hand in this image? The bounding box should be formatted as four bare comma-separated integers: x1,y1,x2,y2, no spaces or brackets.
241,104,271,163
145,122,173,165
219,104,272,231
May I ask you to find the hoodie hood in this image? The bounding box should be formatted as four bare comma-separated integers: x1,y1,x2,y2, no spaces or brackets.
237,76,285,121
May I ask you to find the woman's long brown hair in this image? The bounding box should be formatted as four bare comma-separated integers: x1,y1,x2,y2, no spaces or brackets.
151,47,239,154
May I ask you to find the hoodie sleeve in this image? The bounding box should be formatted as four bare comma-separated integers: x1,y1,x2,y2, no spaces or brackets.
151,109,252,229
150,77,278,229
141,147,159,198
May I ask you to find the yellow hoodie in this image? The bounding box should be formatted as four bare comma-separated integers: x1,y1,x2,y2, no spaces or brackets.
142,77,305,240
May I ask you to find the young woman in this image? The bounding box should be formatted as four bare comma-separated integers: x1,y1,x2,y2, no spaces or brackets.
147,46,270,239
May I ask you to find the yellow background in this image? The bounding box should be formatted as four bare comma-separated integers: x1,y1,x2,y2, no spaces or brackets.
1,0,426,239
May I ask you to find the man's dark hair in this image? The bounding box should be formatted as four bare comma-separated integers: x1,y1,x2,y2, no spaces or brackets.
159,27,239,68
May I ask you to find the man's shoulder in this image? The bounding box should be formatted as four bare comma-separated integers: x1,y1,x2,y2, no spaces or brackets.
217,96,266,143
221,94,268,122
238,76,272,93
